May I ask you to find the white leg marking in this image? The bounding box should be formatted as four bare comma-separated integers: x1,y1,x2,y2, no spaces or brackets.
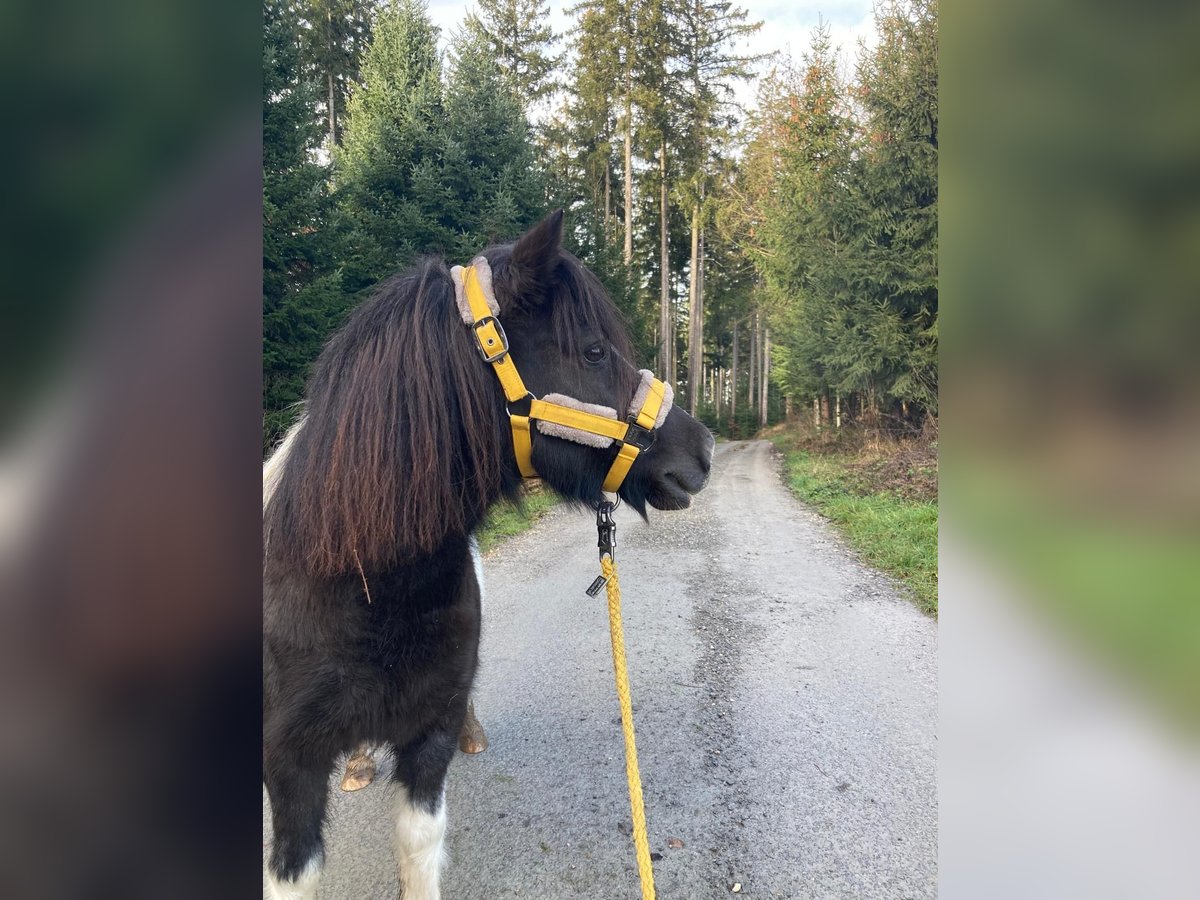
265,855,322,900
469,534,486,612
393,787,447,900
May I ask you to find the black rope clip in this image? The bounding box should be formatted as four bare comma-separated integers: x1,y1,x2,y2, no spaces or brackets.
585,499,619,597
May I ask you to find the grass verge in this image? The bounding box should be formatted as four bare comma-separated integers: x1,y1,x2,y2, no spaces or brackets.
475,482,560,554
768,427,938,615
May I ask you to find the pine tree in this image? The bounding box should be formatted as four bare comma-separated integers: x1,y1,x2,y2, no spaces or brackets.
441,28,548,256
299,0,376,148
335,0,446,289
855,0,938,418
464,0,562,112
335,0,548,288
632,0,686,386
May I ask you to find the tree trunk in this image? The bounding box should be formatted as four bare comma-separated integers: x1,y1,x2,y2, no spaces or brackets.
326,8,337,147
327,71,337,147
604,164,611,244
623,91,633,265
731,320,739,424
759,327,770,428
659,140,671,387
697,218,706,408
835,392,842,429
687,204,701,413
748,311,758,421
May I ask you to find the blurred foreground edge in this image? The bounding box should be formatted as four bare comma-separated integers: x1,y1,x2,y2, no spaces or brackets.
0,122,262,899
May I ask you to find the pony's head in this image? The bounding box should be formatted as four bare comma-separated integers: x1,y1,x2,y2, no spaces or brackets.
265,210,713,579
479,209,714,513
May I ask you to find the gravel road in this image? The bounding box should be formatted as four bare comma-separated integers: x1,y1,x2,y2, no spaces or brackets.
264,439,937,899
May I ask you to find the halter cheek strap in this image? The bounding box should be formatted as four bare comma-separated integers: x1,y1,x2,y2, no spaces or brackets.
451,257,673,493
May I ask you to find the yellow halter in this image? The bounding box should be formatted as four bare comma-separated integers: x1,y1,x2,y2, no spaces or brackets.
454,259,670,493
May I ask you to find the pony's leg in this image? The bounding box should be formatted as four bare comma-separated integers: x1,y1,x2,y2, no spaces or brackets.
457,699,487,754
264,755,332,900
390,731,457,900
340,741,377,791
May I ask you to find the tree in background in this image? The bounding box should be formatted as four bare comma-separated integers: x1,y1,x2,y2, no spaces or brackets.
299,0,376,148
761,26,855,420
674,0,760,413
855,0,938,419
263,0,345,447
464,0,562,113
751,5,937,432
262,0,938,443
334,0,445,290
441,27,548,257
336,0,546,289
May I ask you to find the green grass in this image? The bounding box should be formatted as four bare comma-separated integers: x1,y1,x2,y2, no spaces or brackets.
475,484,561,553
775,444,939,615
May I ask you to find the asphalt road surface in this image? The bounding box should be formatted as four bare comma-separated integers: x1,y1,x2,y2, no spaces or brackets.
264,440,937,899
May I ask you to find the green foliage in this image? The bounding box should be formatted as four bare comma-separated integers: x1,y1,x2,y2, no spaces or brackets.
297,0,375,146
262,0,938,448
334,0,547,290
464,0,562,110
263,0,346,449
753,5,938,431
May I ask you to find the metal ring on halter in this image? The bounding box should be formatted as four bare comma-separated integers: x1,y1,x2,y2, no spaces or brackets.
505,391,535,418
590,495,621,513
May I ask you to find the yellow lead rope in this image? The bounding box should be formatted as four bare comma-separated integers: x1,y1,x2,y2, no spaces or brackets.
600,554,657,900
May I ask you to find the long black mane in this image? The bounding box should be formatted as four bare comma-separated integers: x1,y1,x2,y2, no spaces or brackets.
263,244,635,580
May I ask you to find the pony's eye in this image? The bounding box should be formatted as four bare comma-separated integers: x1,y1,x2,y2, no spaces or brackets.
584,343,607,364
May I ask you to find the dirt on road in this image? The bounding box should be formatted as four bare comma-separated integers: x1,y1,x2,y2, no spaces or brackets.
264,440,937,899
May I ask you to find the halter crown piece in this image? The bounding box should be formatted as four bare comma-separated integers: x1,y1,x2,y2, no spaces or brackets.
451,257,674,493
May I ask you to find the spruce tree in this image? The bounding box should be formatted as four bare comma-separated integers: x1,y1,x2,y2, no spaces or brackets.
464,0,562,112
335,0,446,289
855,0,938,418
442,29,548,257
335,0,548,287
299,0,376,148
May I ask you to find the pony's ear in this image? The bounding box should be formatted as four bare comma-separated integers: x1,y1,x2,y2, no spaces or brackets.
495,209,564,313
512,208,564,273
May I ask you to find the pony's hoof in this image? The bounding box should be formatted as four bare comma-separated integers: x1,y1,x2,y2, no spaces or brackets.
340,752,377,791
458,729,488,754
458,701,488,754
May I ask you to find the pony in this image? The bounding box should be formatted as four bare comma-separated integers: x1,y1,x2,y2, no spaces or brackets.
263,210,714,899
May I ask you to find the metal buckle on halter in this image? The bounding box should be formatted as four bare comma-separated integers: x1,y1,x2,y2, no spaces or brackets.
472,316,509,363
621,421,656,452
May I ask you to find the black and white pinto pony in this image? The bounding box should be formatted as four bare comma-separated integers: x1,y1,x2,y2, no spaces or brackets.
263,211,714,899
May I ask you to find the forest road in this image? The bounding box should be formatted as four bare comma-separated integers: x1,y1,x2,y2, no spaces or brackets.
264,439,937,899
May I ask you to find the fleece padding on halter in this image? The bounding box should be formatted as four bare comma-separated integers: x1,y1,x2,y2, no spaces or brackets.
454,258,672,493
536,395,619,448
534,371,673,449
450,257,499,323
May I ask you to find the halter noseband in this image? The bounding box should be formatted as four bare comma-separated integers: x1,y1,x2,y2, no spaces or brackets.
451,257,673,494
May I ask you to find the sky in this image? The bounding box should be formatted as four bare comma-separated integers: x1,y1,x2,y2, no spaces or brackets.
423,0,879,113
